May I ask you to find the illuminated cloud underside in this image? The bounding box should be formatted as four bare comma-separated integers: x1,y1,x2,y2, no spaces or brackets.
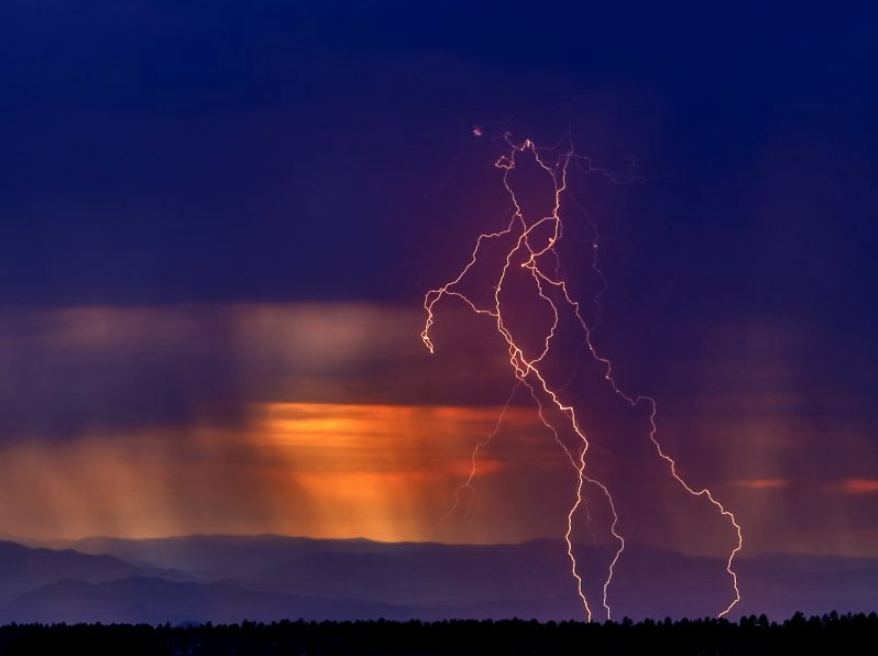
0,401,568,543
0,303,873,558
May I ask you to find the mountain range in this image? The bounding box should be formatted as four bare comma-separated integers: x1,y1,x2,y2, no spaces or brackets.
0,535,872,624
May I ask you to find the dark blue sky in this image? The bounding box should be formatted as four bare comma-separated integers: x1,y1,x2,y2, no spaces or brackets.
0,1,876,561
2,2,876,309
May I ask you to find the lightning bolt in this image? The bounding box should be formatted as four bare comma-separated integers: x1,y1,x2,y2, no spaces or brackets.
431,382,523,536
422,132,743,621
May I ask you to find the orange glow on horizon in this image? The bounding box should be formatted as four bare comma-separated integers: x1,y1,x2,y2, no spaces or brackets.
841,478,878,495
730,478,790,490
0,402,551,544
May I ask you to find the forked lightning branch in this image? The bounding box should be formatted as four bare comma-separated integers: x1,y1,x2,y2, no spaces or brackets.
422,133,743,622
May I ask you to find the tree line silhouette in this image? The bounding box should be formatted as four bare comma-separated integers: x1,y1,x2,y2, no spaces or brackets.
0,612,873,655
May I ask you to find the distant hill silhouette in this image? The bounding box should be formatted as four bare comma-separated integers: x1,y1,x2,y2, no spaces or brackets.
0,535,872,624
0,577,411,625
65,534,378,581
0,541,188,602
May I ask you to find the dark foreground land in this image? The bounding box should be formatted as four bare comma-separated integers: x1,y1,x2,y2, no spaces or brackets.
0,613,874,655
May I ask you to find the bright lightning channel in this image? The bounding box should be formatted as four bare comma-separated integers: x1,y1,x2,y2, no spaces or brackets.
421,133,743,622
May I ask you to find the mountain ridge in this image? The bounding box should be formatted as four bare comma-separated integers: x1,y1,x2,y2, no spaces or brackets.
0,535,873,623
